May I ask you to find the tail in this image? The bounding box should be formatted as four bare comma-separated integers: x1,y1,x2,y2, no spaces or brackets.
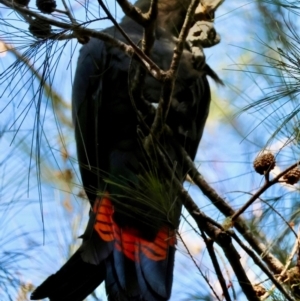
31,196,176,301
30,251,106,301
105,223,176,301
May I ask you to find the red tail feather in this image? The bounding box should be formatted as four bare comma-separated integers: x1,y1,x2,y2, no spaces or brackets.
93,195,176,263
93,196,115,242
139,227,176,262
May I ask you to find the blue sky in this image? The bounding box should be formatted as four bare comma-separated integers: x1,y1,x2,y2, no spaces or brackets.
0,1,299,300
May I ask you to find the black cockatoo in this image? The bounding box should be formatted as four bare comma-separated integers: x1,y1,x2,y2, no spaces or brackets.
31,0,221,300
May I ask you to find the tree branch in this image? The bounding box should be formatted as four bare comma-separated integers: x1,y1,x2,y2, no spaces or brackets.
178,231,222,301
206,226,260,301
149,0,200,143
205,236,232,301
231,161,300,222
146,141,259,300
0,0,165,81
97,0,164,80
231,232,294,301
116,0,149,26
168,137,285,275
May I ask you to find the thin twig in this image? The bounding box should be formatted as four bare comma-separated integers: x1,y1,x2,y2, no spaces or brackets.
168,136,285,274
0,0,163,80
214,247,237,300
168,0,199,76
148,0,200,142
129,0,158,114
204,236,232,301
147,141,259,300
116,0,148,26
232,161,300,222
97,0,164,80
177,231,222,301
202,223,260,300
61,0,76,25
231,232,294,301
142,0,158,54
231,190,298,238
261,227,300,300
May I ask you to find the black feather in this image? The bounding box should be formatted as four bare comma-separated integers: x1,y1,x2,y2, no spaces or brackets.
30,251,105,301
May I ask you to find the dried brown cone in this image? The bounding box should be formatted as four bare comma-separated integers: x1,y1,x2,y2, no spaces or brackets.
36,0,56,14
283,168,300,185
253,284,266,297
283,266,300,297
29,18,51,39
253,152,275,175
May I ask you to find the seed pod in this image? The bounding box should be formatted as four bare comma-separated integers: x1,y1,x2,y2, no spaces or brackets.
283,168,300,185
253,153,275,175
29,18,51,39
253,285,266,297
14,0,30,6
36,0,56,14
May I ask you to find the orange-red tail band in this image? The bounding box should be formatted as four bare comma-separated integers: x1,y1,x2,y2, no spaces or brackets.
93,195,176,262
93,196,114,242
